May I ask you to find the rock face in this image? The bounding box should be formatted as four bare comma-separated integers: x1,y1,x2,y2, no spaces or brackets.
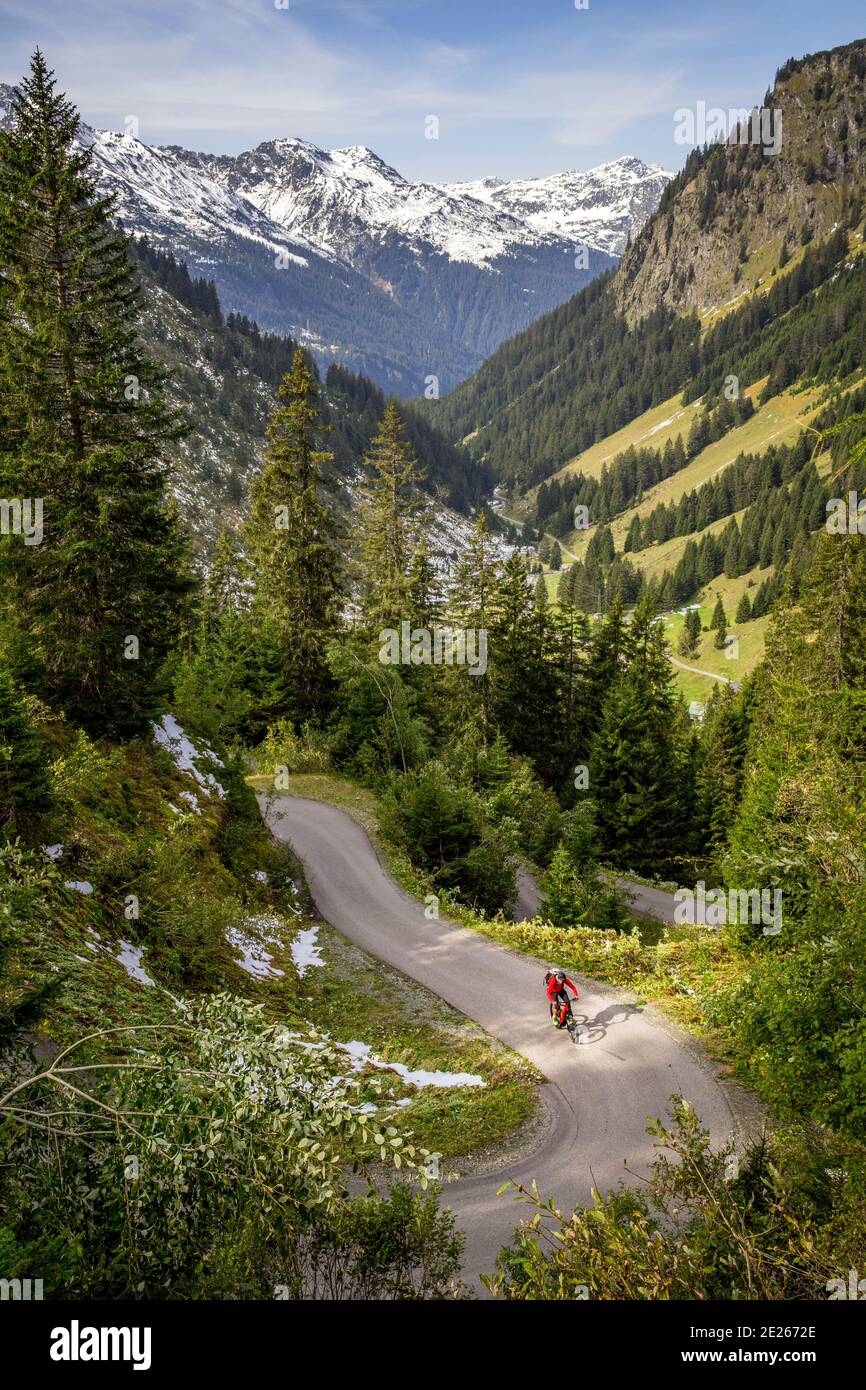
615,40,866,324
0,83,670,391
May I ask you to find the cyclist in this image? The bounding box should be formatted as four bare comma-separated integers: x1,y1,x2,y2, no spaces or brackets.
545,968,579,1028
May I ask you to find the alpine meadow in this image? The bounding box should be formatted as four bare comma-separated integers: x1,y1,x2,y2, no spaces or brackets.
2,0,866,1355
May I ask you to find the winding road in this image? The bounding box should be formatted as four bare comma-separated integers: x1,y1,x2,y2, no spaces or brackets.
261,793,747,1291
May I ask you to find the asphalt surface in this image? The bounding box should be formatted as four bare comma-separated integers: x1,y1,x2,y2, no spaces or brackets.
261,793,742,1290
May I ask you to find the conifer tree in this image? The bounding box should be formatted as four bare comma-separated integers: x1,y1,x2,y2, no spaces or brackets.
0,52,193,734
0,661,52,836
491,552,558,779
445,515,502,742
173,529,264,743
679,606,702,657
357,401,423,634
589,596,684,873
247,348,343,720
735,591,752,624
581,595,627,749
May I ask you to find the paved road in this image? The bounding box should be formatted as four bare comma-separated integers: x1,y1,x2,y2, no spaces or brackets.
514,862,679,925
261,794,743,1290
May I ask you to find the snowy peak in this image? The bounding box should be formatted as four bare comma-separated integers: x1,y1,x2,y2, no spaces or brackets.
187,133,558,270
0,78,669,389
446,156,673,257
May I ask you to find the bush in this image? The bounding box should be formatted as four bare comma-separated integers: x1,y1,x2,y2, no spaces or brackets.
379,762,516,914
254,717,331,778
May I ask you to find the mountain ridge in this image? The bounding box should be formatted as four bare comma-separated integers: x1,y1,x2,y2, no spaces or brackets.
0,79,665,391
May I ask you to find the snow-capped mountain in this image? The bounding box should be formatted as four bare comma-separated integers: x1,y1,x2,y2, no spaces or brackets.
174,136,607,269
0,83,669,392
446,156,673,259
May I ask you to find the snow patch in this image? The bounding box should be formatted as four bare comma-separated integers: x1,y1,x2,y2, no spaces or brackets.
227,914,286,980
339,1040,485,1090
290,926,324,977
153,714,225,799
115,940,156,987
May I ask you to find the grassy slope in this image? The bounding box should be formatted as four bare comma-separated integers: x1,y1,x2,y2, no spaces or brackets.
535,371,864,697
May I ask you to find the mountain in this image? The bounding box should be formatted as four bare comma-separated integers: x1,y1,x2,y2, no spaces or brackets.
425,38,866,489
419,36,866,689
0,83,669,391
128,242,498,559
446,156,672,258
616,43,866,323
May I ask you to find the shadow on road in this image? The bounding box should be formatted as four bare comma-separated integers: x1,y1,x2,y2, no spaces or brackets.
570,999,644,1043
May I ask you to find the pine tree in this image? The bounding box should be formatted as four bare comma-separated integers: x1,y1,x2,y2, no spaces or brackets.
679,606,702,657
0,52,193,734
0,661,52,836
491,553,559,779
589,596,685,873
581,596,627,749
173,529,265,743
735,591,753,624
247,348,343,720
540,844,586,930
357,401,424,634
444,515,502,743
710,595,727,632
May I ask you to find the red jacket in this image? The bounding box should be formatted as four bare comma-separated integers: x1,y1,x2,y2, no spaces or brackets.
546,975,578,1002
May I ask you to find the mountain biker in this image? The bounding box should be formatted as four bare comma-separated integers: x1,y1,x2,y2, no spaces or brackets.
545,968,579,1028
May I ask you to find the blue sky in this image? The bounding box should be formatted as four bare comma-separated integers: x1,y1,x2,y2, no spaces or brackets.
1,0,864,178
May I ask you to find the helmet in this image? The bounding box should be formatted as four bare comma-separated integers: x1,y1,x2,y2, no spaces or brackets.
554,970,566,983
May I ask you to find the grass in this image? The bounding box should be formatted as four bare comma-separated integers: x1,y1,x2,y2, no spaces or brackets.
661,568,774,698
554,381,824,563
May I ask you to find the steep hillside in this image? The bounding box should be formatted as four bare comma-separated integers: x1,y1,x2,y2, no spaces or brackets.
426,38,866,494
616,40,866,323
130,243,494,555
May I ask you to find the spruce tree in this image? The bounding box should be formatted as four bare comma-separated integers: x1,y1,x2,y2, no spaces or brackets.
0,52,193,734
0,660,52,836
491,552,559,780
679,606,701,657
357,401,424,634
589,596,684,873
247,348,343,721
444,515,502,743
735,591,752,624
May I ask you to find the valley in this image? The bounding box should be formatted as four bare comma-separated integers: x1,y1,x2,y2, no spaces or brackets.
2,15,866,1323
